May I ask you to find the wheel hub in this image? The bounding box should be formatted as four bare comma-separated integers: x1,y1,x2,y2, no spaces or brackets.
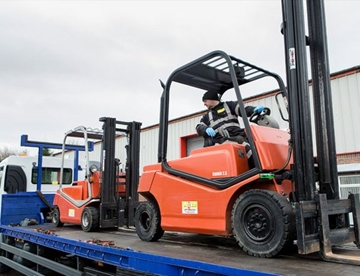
82,214,89,227
243,205,273,242
140,211,151,231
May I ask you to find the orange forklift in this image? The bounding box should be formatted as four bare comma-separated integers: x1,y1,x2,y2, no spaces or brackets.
52,117,141,231
135,0,360,264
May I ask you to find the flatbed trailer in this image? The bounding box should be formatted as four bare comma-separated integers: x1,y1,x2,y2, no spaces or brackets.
0,224,273,276
0,224,359,276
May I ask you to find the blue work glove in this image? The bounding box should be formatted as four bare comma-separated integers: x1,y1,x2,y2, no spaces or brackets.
205,127,216,137
254,105,264,114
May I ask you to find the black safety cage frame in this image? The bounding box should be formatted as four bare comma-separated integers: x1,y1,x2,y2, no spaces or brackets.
158,50,288,189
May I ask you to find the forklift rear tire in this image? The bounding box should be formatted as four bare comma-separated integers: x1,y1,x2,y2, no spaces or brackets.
135,201,164,242
232,189,295,257
81,207,99,232
52,207,64,228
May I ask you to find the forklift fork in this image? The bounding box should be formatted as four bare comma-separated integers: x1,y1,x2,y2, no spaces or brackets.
319,193,360,265
295,193,360,265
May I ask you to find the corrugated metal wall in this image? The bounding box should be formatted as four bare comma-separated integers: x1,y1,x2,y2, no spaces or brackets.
64,68,360,172
331,72,360,153
246,70,360,155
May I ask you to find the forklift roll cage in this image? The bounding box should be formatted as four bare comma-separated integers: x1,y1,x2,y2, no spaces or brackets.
159,51,289,190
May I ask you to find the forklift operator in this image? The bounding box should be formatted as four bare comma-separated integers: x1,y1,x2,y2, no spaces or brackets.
196,90,269,164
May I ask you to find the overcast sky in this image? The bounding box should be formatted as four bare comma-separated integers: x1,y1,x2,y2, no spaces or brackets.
1,0,359,154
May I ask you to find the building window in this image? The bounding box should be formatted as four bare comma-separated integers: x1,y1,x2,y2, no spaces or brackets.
339,175,360,199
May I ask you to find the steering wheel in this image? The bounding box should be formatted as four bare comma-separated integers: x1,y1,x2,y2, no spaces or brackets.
249,107,271,124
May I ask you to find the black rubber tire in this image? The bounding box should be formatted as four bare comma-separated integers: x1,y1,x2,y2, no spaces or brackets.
52,207,64,227
232,189,295,257
135,201,164,241
81,206,99,232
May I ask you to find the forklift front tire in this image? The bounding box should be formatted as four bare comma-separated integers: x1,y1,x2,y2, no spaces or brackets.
135,201,164,242
81,207,99,232
232,189,295,257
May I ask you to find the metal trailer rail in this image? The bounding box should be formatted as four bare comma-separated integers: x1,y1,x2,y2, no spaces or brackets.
0,225,275,276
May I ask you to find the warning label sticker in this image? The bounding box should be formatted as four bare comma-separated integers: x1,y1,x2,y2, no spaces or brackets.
289,47,296,69
68,209,75,217
182,201,198,214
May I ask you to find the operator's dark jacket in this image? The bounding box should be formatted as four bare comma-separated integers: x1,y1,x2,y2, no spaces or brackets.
196,101,256,145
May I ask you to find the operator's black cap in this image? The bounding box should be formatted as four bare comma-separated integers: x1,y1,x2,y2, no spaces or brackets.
202,91,219,101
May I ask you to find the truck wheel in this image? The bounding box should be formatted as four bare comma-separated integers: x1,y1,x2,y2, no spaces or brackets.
81,207,99,232
232,189,295,257
52,208,64,227
135,201,164,241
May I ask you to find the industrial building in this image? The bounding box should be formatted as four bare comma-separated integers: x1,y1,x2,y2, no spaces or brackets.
63,65,360,199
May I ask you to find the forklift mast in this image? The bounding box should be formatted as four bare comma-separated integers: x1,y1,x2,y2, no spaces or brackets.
281,0,360,263
307,0,339,199
99,117,142,228
281,0,339,202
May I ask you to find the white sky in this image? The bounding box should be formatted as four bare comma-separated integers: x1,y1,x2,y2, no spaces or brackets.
0,0,359,154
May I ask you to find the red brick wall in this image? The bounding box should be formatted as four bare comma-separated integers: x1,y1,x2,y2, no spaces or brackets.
337,152,360,165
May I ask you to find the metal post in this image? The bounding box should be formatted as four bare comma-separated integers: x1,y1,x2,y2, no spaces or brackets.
99,117,118,228
306,0,339,199
36,147,44,191
281,0,316,201
100,117,117,203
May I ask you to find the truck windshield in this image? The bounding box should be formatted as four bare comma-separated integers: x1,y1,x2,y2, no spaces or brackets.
31,168,72,185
